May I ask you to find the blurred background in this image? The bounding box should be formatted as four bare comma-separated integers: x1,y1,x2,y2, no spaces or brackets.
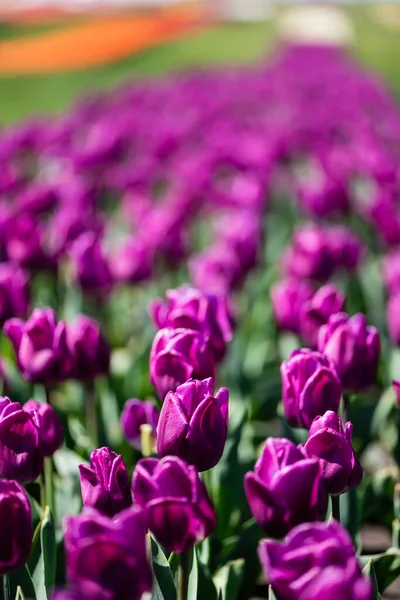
0,1,399,125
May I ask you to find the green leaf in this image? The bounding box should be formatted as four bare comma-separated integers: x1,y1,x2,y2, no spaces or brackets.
15,587,25,600
372,549,400,593
7,566,35,600
268,585,278,600
28,507,57,600
151,536,177,600
187,547,198,600
213,559,245,600
363,559,381,599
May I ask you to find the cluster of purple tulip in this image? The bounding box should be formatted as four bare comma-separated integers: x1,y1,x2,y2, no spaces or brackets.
0,40,400,600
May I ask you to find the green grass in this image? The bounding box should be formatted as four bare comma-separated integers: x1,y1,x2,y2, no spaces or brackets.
1,7,400,125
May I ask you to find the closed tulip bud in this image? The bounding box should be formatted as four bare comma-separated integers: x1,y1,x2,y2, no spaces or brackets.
149,285,234,363
281,225,336,282
259,520,372,600
387,291,400,346
0,263,29,326
6,214,55,272
281,349,342,429
157,378,228,471
244,438,327,538
120,399,159,451
132,456,217,553
0,480,33,575
305,411,363,495
189,245,244,294
110,237,154,285
149,328,215,400
24,399,64,457
270,278,314,335
67,315,110,380
383,249,400,295
79,447,132,517
301,284,345,348
64,507,152,600
393,380,400,406
0,397,43,482
69,232,113,293
4,307,72,384
318,313,381,392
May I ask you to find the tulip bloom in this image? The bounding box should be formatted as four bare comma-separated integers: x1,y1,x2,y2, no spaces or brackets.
305,411,363,495
24,399,64,457
0,480,33,575
318,313,381,392
69,232,113,293
157,378,229,471
149,328,215,400
0,397,43,483
0,263,29,326
120,399,159,451
5,307,71,384
79,447,132,517
149,285,234,362
301,284,345,348
64,507,151,600
387,291,400,346
258,520,372,600
281,349,342,429
244,438,327,538
67,315,110,381
132,456,217,553
270,278,314,335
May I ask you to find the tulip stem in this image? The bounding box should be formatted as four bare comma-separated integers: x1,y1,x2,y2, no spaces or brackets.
331,495,341,522
178,548,191,600
85,380,98,449
342,393,351,423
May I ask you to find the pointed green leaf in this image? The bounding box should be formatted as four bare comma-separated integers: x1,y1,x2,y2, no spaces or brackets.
268,585,278,600
28,507,57,600
187,547,198,600
15,587,25,600
151,536,177,600
213,559,245,600
7,566,35,600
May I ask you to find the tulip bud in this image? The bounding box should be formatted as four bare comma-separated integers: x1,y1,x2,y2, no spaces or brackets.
157,378,228,471
110,237,153,285
24,399,64,457
393,380,400,406
301,284,345,348
132,456,217,553
270,278,314,335
5,307,72,384
318,312,381,392
281,349,342,429
67,315,110,381
6,214,55,272
387,291,400,346
305,411,363,495
149,328,215,400
64,507,152,600
0,397,43,482
0,480,33,575
120,399,159,451
79,447,132,517
149,285,234,362
258,520,372,600
244,437,327,538
69,232,113,293
0,263,29,326
189,245,244,294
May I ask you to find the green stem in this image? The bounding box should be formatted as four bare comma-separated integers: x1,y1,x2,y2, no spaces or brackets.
44,386,52,405
177,548,191,600
342,393,351,423
331,495,341,522
2,574,10,600
85,380,98,449
45,457,54,515
40,470,46,514
0,574,4,600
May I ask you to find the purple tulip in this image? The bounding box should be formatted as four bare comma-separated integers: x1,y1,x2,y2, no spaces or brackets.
301,284,345,348
244,437,327,538
149,285,234,362
67,315,110,380
305,411,363,495
5,307,71,384
318,313,381,393
189,245,244,294
258,520,372,600
69,232,113,293
64,507,151,600
79,447,132,517
387,291,400,346
5,214,55,272
281,225,337,282
110,237,153,285
0,263,29,326
297,172,349,218
157,378,228,471
0,397,43,482
149,328,215,400
281,349,342,429
132,455,217,552
0,480,33,575
24,399,64,457
383,249,400,295
393,380,400,406
120,399,159,451
270,279,314,335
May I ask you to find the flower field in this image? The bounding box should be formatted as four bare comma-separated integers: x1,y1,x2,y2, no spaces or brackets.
1,9,400,600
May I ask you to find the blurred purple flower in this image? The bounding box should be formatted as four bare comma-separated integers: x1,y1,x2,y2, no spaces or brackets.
25,399,63,457
270,278,314,335
301,284,345,348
